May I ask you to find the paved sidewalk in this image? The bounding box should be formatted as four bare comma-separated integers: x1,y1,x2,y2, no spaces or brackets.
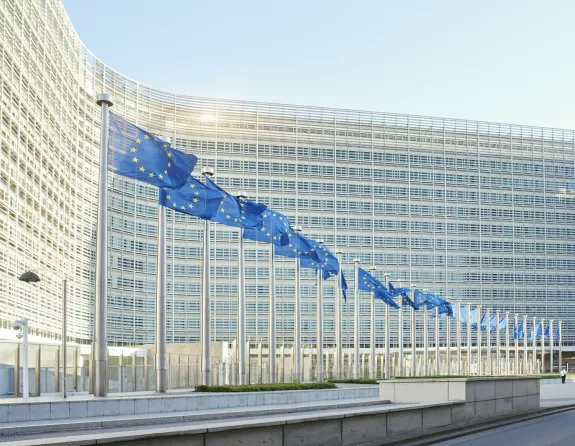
540,382,575,407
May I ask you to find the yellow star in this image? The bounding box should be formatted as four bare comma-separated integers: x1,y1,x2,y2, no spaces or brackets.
163,144,168,148
132,157,138,163
139,167,145,172
136,138,141,144
190,184,195,189
167,162,171,167
173,202,177,207
158,174,163,179
130,147,136,153
166,195,171,200
266,233,271,237
226,215,231,219
194,191,199,195
180,206,185,210
144,134,150,139
164,170,168,175
193,198,199,203
261,227,266,232
167,152,173,158
188,204,194,208
220,208,225,212
149,172,155,178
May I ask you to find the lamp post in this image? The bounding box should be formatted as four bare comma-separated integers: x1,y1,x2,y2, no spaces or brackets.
19,271,68,398
12,318,29,398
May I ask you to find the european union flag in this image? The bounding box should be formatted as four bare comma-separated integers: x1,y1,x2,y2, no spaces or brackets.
206,177,266,229
108,112,197,188
358,267,386,294
535,322,543,340
299,242,339,280
402,293,418,310
243,210,290,247
469,308,478,329
275,230,321,262
514,320,525,340
555,325,560,340
341,271,348,302
544,323,550,340
357,268,398,308
499,315,507,330
159,176,224,219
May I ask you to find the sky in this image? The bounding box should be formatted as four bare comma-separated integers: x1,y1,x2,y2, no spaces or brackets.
62,0,575,129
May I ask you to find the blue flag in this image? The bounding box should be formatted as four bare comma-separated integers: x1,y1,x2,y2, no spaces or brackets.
341,271,348,302
159,176,224,219
535,321,543,340
499,315,507,330
544,324,550,340
206,178,266,229
514,320,525,340
299,241,339,280
108,112,197,188
459,305,469,325
357,268,399,308
555,325,560,340
275,230,321,262
243,210,290,247
402,293,418,310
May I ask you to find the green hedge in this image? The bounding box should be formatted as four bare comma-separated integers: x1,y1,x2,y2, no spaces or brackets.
328,379,378,384
194,382,337,392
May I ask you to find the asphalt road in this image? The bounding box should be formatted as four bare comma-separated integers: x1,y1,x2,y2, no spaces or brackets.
434,409,575,446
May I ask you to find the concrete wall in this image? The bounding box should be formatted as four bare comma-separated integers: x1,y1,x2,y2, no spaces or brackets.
379,377,540,422
83,401,472,446
0,387,378,423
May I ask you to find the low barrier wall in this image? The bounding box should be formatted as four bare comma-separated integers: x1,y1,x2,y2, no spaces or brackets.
379,376,540,421
0,386,378,423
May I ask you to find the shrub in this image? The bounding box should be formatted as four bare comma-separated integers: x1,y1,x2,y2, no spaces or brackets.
194,382,337,392
327,379,378,384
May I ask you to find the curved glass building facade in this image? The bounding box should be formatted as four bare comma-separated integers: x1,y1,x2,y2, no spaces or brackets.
1,0,574,347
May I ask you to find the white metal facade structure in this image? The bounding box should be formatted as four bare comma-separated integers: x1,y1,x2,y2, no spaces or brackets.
1,0,575,347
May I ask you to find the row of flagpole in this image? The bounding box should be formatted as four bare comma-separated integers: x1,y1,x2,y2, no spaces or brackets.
94,94,565,397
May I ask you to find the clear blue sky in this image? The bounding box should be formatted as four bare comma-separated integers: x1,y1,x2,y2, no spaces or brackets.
63,0,575,129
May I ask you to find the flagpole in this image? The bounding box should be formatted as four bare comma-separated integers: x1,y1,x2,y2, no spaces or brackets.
370,266,377,379
486,308,491,376
435,306,440,374
153,135,172,393
201,168,214,386
477,305,482,376
559,320,563,372
514,314,519,374
384,273,390,379
424,291,429,375
446,298,451,376
237,191,248,385
456,300,462,375
353,259,360,379
496,311,501,375
94,93,113,397
155,201,167,392
549,319,554,373
336,251,343,380
505,312,510,374
523,315,528,374
410,287,417,377
293,226,303,382
532,317,537,374
269,244,276,383
316,269,323,381
541,318,545,373
398,281,404,377
467,303,472,375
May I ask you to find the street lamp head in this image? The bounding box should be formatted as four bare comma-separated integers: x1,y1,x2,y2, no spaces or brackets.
294,225,303,233
19,271,40,283
201,166,215,177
